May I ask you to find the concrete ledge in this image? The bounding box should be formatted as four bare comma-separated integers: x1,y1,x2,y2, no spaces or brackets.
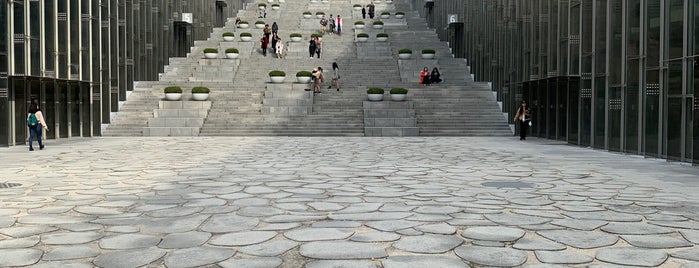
365,127,419,137
159,101,212,110
143,127,200,137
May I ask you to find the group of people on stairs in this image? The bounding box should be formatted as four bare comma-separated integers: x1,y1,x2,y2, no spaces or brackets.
419,67,442,86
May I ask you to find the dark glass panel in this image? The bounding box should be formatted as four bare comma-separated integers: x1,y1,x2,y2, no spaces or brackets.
70,83,80,136
625,59,640,153
44,0,55,72
608,86,622,151
628,0,641,56
594,0,606,74
645,70,660,156
568,79,580,144
647,0,661,66
43,81,56,139
57,82,68,138
594,77,606,148
668,60,682,95
666,97,682,160
667,0,684,60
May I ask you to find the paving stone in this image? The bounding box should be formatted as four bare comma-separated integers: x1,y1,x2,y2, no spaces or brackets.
535,251,593,264
414,206,463,214
472,240,505,247
94,248,166,268
159,231,212,249
406,213,453,222
41,231,102,245
147,207,204,217
309,202,346,211
17,215,94,225
329,212,412,221
595,248,668,267
57,223,102,232
105,225,139,233
239,240,299,256
680,229,699,244
0,248,43,266
209,231,277,246
350,231,401,242
454,245,527,267
0,226,58,238
43,245,99,260
414,223,456,234
392,234,463,253
285,228,354,241
305,260,378,268
164,247,236,268
537,230,618,249
99,233,161,249
550,219,607,231
365,219,421,231
201,214,260,232
461,226,525,242
671,247,699,261
219,257,283,268
257,223,302,230
265,215,328,223
311,221,362,228
512,237,567,251
299,241,388,259
0,217,14,228
74,206,122,215
563,211,643,222
621,234,693,248
485,213,551,226
238,206,285,217
382,255,469,268
30,261,93,268
680,262,699,268
601,222,674,235
0,236,40,248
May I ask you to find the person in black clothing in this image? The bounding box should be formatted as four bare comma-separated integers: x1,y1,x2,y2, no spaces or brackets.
368,4,375,19
361,6,366,19
271,33,278,54
271,22,279,34
430,67,442,84
309,37,317,58
514,101,531,140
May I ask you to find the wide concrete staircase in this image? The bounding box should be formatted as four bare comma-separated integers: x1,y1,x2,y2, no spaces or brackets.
103,0,512,137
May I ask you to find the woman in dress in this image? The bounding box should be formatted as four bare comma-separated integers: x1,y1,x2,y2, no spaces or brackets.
419,67,430,85
430,67,442,84
329,62,340,91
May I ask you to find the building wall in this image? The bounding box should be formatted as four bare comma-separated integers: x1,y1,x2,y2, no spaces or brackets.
411,0,699,165
0,0,244,146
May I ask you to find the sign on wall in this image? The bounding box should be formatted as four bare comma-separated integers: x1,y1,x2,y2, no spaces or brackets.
182,13,193,24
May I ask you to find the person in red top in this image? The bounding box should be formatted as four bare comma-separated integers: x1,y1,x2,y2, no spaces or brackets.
419,67,430,85
260,35,269,56
336,15,342,35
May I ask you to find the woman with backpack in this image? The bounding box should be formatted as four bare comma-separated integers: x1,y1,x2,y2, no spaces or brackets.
27,102,48,151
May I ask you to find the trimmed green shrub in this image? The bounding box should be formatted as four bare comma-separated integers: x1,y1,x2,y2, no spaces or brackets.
290,33,302,38
353,4,361,7
373,21,384,25
422,49,436,54
269,70,286,77
225,48,239,53
381,12,390,15
272,4,280,7
255,20,265,25
396,12,405,15
316,11,325,15
296,71,313,77
377,33,389,38
240,32,252,37
258,3,267,7
390,88,408,94
354,21,365,25
203,48,218,53
303,11,312,15
222,32,234,37
357,33,369,38
367,88,384,94
164,86,182,94
191,87,210,94
311,33,323,38
239,20,249,24
398,48,412,54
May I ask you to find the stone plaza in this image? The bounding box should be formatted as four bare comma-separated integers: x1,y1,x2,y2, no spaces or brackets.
1,136,698,267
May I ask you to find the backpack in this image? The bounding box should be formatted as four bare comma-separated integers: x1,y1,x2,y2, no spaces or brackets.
27,113,38,127
321,19,328,26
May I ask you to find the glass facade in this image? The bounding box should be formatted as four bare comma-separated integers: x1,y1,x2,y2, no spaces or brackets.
0,0,242,146
413,0,699,164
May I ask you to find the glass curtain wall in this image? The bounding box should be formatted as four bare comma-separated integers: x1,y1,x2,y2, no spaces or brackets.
0,0,238,146
410,0,699,165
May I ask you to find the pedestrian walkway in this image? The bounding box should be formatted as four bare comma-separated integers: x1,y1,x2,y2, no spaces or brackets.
1,137,698,267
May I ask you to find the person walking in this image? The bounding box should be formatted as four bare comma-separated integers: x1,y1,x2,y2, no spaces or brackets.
263,24,272,39
309,37,317,58
312,67,323,94
514,101,531,140
271,22,279,34
271,33,278,54
419,67,431,86
328,15,335,34
315,36,322,58
336,15,342,35
329,62,341,91
275,37,284,58
260,35,269,56
27,102,48,151
361,6,366,19
320,16,328,34
368,4,375,19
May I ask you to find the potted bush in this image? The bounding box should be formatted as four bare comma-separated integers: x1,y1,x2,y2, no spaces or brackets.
372,20,384,29
367,88,384,101
296,71,313,83
240,32,253,42
225,48,239,59
421,48,436,59
376,33,388,42
398,48,412,59
390,88,407,101
356,33,369,42
164,86,182,101
316,11,325,18
353,4,362,10
269,70,286,83
303,11,312,19
222,32,235,41
271,3,280,10
255,20,266,29
311,33,323,39
238,20,249,28
354,21,365,29
203,48,218,59
258,3,267,9
191,87,210,101
380,12,390,19
290,33,302,42
268,0,274,2
395,12,405,19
